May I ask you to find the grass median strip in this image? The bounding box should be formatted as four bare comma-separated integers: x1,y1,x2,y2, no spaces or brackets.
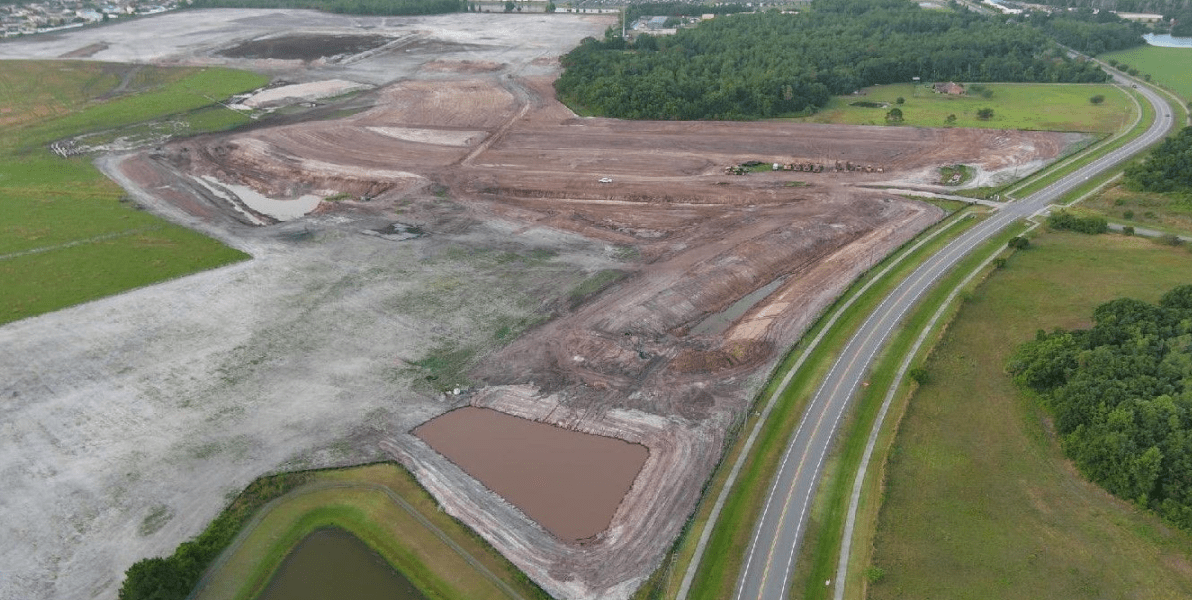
644,203,981,600
789,217,1031,600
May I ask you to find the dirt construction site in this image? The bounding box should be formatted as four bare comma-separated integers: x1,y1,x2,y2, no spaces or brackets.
0,10,1089,600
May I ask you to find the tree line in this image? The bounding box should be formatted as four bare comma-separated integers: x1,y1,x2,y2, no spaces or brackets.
1012,8,1148,55
556,0,1118,120
189,0,465,15
1125,126,1192,194
1008,286,1192,532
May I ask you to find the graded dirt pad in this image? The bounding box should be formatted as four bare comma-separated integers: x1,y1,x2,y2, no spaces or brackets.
0,11,1085,600
414,407,648,542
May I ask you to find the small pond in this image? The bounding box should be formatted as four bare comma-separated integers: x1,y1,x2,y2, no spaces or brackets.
256,527,428,600
414,407,649,541
1143,33,1192,48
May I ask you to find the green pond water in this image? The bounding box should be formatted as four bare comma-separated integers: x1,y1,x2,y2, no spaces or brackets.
256,527,428,600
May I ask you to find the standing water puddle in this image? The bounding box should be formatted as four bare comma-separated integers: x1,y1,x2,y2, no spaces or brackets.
689,277,786,336
414,407,649,541
256,527,427,600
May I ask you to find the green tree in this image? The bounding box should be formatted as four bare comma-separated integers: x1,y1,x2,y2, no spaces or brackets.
886,107,904,122
945,113,956,125
1008,236,1030,249
977,107,994,120
895,96,905,104
504,0,515,11
1090,94,1105,104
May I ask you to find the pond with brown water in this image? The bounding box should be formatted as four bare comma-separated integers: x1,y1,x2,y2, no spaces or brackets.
256,527,427,600
414,407,649,541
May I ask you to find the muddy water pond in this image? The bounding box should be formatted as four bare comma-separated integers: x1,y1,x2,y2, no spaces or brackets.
414,407,649,541
256,527,427,600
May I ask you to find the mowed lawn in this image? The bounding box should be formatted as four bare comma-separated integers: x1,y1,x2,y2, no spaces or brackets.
868,232,1192,600
1101,45,1192,100
0,61,267,325
793,82,1133,133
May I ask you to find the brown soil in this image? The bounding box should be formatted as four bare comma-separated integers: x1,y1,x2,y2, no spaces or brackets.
118,61,1079,600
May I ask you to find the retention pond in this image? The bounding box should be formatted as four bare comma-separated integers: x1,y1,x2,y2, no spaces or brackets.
256,527,427,600
414,407,649,541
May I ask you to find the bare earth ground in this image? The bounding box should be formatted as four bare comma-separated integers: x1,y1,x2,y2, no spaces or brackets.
0,11,1083,600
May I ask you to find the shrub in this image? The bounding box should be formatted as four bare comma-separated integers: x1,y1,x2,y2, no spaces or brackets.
1090,94,1105,104
908,367,929,385
1156,233,1184,246
865,566,887,584
977,107,994,120
1123,210,1134,219
1008,236,1030,250
1123,225,1135,236
1047,211,1108,234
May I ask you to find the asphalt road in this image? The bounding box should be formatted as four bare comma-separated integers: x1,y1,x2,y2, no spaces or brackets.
735,76,1175,600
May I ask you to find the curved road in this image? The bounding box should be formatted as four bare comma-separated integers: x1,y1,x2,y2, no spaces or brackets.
735,76,1175,600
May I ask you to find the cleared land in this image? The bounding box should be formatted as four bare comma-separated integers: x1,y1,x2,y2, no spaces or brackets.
0,60,265,324
0,10,1114,600
868,231,1192,600
1101,45,1192,100
792,82,1134,132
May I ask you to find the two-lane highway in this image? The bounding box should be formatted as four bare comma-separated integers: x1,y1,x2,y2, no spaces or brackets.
735,76,1175,600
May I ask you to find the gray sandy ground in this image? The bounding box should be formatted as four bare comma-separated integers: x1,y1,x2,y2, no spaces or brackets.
0,11,612,600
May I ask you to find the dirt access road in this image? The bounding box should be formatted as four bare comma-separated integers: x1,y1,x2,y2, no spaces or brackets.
0,10,1084,600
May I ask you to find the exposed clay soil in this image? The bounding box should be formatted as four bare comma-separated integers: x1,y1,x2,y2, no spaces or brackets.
0,10,1086,600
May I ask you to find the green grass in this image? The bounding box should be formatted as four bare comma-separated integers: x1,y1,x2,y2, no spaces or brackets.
790,83,1133,133
569,269,626,307
1101,45,1192,100
867,231,1192,600
791,220,1030,600
0,60,267,325
1080,184,1192,235
1007,84,1152,200
648,206,983,600
192,463,549,600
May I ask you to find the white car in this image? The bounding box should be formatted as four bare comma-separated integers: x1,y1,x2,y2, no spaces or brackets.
599,177,613,183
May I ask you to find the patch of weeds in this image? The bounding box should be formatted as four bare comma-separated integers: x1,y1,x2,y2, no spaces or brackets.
939,164,974,186
323,192,353,202
139,504,174,537
430,183,450,200
528,247,558,262
612,245,640,261
784,181,807,187
569,269,626,308
492,315,545,343
404,343,476,392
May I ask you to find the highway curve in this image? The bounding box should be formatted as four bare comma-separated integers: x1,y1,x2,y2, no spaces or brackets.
735,75,1176,600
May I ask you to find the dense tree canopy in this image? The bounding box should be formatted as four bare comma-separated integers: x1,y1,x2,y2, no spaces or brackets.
1008,286,1192,532
556,0,1111,120
1125,126,1192,194
1014,8,1146,55
189,0,464,15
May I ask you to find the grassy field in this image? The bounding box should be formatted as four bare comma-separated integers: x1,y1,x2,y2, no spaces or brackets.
1101,45,1192,101
1080,183,1192,235
867,231,1192,600
791,82,1133,133
195,463,549,600
0,60,268,325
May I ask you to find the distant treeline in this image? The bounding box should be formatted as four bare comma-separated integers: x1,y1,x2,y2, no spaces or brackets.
624,2,753,22
189,0,465,15
1126,126,1192,194
1009,286,1192,533
1033,0,1190,14
556,0,1114,120
1014,8,1148,55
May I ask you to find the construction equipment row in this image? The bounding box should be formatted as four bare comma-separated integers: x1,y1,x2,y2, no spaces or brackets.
723,161,885,175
